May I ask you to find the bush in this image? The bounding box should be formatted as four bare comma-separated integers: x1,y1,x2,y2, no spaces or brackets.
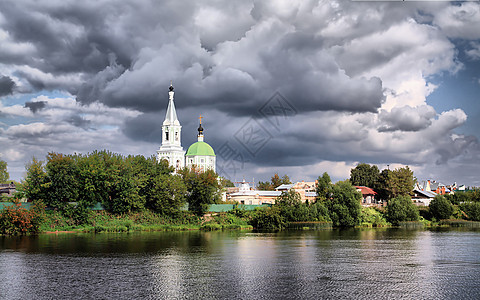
250,207,286,230
0,200,45,235
360,207,388,227
460,202,480,221
386,195,419,225
429,195,453,220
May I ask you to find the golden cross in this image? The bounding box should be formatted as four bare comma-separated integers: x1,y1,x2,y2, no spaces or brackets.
199,114,203,124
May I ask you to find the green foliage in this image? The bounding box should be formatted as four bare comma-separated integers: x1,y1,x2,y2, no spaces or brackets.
376,167,415,200
145,174,186,215
385,195,419,225
360,207,388,227
257,173,291,191
275,190,330,222
61,203,92,226
316,172,331,202
250,206,286,230
180,167,220,216
22,157,49,202
0,200,45,235
446,190,480,205
429,195,454,220
460,202,480,221
350,163,379,187
324,180,362,227
219,177,235,188
0,160,9,183
45,153,79,208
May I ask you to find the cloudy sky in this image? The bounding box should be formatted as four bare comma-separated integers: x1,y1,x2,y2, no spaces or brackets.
1,0,480,186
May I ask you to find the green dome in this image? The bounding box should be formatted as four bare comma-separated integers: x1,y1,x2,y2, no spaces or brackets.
186,141,216,156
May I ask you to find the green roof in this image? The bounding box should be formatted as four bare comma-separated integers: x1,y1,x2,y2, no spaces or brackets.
186,141,216,156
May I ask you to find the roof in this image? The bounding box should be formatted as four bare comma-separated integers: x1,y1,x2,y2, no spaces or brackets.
163,87,179,126
230,190,282,197
186,141,216,156
355,186,377,195
413,189,437,198
275,184,295,190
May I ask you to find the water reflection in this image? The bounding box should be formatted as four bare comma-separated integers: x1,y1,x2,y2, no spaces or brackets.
1,229,480,299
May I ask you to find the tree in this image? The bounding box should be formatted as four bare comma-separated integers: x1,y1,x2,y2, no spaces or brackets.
146,174,186,215
376,167,415,201
180,167,220,216
385,195,419,225
350,163,379,187
429,195,453,220
44,153,79,208
257,173,291,191
324,180,362,227
22,157,49,202
0,160,9,183
316,172,332,202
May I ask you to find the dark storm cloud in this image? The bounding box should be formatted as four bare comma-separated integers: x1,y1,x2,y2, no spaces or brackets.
378,105,436,132
0,76,15,96
24,101,46,113
122,113,163,143
0,0,387,115
65,115,91,129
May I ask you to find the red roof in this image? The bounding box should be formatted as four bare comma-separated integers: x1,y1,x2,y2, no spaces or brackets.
355,186,377,195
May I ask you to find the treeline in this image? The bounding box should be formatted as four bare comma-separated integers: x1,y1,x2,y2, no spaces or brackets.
21,151,221,217
248,171,420,229
349,163,415,201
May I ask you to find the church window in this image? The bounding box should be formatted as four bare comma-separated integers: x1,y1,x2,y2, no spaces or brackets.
165,132,169,141
201,159,204,163
175,132,179,141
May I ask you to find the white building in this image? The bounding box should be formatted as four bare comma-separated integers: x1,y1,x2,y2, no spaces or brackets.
156,84,186,170
185,116,216,172
156,84,216,172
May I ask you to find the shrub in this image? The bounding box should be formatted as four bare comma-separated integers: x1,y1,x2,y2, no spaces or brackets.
250,207,286,230
386,195,419,225
360,207,388,227
429,195,453,220
460,202,480,221
0,200,45,235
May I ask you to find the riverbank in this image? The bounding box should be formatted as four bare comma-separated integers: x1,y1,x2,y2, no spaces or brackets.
37,210,480,234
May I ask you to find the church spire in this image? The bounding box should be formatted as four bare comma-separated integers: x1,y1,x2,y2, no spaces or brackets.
197,114,204,142
164,82,179,126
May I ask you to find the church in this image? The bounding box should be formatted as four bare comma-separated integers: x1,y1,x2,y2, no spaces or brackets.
156,84,216,172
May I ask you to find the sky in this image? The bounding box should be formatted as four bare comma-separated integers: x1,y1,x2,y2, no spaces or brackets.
0,0,480,186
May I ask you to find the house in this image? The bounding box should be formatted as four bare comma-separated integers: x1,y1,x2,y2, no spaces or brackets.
355,186,381,206
412,189,437,206
0,183,16,197
275,181,317,203
228,180,281,205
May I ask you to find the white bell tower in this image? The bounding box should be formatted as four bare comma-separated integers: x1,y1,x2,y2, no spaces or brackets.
156,83,186,170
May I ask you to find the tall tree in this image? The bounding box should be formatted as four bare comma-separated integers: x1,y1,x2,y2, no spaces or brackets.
349,163,379,187
324,180,362,227
180,167,220,216
22,157,49,202
45,153,79,208
0,160,8,183
316,172,332,202
258,173,292,191
376,167,415,200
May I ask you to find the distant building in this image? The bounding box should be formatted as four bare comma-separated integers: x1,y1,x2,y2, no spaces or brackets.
228,180,280,205
157,84,216,172
412,189,437,206
355,186,381,206
0,183,16,197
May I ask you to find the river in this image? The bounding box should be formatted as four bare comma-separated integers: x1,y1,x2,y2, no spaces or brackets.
1,228,480,299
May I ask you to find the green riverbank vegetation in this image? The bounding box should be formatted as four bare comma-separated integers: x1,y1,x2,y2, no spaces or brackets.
1,155,480,235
